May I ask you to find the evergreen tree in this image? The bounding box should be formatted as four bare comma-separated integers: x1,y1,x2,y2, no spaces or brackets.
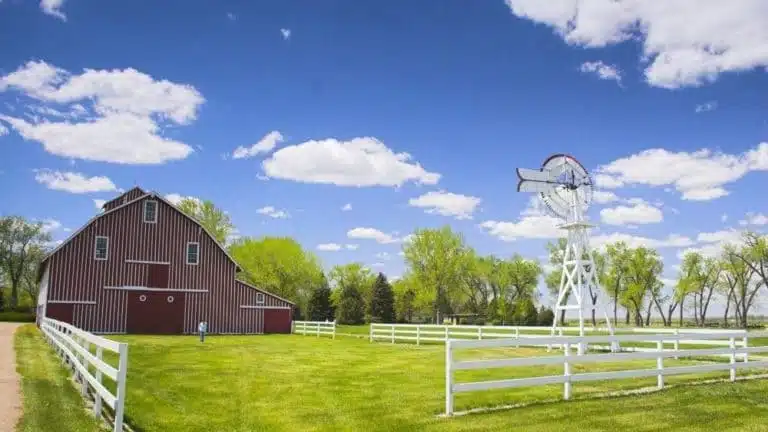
308,275,334,321
537,306,555,326
369,273,396,323
336,285,365,324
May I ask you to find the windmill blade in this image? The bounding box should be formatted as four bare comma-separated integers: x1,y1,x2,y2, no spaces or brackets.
517,180,559,193
516,168,554,183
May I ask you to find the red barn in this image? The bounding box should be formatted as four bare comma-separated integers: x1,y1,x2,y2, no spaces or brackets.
36,187,294,335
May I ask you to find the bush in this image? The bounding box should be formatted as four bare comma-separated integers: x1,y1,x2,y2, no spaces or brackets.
0,311,36,322
537,306,555,326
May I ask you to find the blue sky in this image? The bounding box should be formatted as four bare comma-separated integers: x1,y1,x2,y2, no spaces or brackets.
1,1,767,311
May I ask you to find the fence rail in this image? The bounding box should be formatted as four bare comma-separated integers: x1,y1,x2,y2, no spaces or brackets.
40,317,128,432
293,320,336,339
370,323,748,354
445,330,768,416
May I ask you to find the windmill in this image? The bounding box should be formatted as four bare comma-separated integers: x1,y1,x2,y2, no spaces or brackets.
517,154,617,355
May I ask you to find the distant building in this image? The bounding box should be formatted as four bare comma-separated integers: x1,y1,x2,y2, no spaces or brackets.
37,187,293,335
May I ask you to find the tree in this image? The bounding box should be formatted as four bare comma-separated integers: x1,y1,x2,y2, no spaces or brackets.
0,217,51,310
402,226,472,323
369,273,396,323
544,238,568,325
604,242,630,325
512,297,538,326
328,263,375,314
678,251,720,326
176,198,235,245
721,244,763,328
393,275,418,323
307,275,334,321
731,232,768,295
228,236,323,314
537,306,555,326
623,247,663,327
336,285,365,324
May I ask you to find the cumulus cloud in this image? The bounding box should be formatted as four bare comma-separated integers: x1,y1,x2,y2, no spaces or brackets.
345,244,359,250
677,229,746,259
261,137,440,187
592,190,620,204
164,193,201,206
579,61,622,84
504,0,768,88
0,60,203,164
40,0,66,21
40,218,62,233
591,232,694,250
93,199,107,211
600,200,663,226
347,227,399,244
317,243,342,251
594,143,768,201
280,28,291,40
232,131,284,159
34,169,117,193
341,203,352,211
408,190,481,220
740,212,768,226
257,206,289,219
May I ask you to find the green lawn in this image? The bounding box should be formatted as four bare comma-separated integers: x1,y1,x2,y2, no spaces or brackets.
14,325,106,432
17,325,768,432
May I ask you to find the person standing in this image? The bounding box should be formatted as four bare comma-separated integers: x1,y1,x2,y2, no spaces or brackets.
198,320,208,342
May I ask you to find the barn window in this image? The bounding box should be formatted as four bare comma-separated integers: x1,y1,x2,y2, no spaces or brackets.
143,200,158,223
256,293,265,304
186,242,200,265
94,236,109,260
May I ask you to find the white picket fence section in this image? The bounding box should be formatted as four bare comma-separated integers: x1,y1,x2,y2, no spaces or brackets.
293,320,336,339
40,317,128,432
444,330,768,416
370,323,749,355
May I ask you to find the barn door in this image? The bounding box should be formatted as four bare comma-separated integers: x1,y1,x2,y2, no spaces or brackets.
146,264,170,288
126,291,186,334
46,303,74,324
263,308,292,334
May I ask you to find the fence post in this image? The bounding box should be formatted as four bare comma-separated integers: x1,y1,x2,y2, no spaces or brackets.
416,326,421,346
316,323,320,338
113,343,129,432
391,325,395,344
563,342,571,400
673,329,680,359
444,326,449,342
656,340,664,389
332,322,336,340
478,327,483,340
93,346,103,417
81,340,90,397
369,324,373,343
515,327,520,348
743,336,749,363
729,337,736,382
445,340,453,416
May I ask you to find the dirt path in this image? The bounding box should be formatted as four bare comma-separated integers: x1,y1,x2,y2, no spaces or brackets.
0,323,23,432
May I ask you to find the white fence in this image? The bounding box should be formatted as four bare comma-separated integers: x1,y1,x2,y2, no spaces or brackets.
40,317,129,432
293,320,336,339
445,331,768,416
370,323,748,354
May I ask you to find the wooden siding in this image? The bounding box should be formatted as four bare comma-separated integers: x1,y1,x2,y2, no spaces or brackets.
46,194,293,334
102,187,146,212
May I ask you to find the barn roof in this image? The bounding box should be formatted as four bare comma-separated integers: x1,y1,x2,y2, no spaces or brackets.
100,186,145,210
39,189,243,275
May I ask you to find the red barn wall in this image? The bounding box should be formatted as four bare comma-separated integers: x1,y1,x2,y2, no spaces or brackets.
45,194,293,334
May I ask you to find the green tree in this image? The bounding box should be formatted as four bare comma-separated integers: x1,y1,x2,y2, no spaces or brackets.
393,275,418,323
604,241,630,325
228,236,323,314
623,247,663,327
678,251,720,326
721,244,763,328
0,217,51,309
512,296,539,326
537,306,555,326
176,198,235,245
307,274,334,321
369,273,395,323
402,226,472,323
336,285,365,324
328,263,375,312
544,238,568,325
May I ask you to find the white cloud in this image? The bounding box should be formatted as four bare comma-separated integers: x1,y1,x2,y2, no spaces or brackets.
592,190,619,204
347,227,399,244
261,137,440,187
317,243,342,251
600,201,663,226
280,28,291,40
164,193,201,206
40,0,66,21
579,61,622,84
371,262,385,268
257,206,289,219
408,190,481,220
677,229,745,259
232,131,284,159
0,123,8,136
341,203,352,211
345,244,359,250
695,101,718,113
375,252,391,261
481,197,563,242
739,212,768,226
594,143,768,201
504,1,768,88
93,199,106,210
40,218,61,232
0,61,203,164
591,232,694,250
34,169,117,193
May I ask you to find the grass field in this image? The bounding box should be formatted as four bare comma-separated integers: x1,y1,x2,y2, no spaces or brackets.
16,325,768,431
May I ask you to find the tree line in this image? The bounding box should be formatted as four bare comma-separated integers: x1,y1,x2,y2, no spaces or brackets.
2,197,766,330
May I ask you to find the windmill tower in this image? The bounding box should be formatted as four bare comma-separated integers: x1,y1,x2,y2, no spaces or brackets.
516,154,617,355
